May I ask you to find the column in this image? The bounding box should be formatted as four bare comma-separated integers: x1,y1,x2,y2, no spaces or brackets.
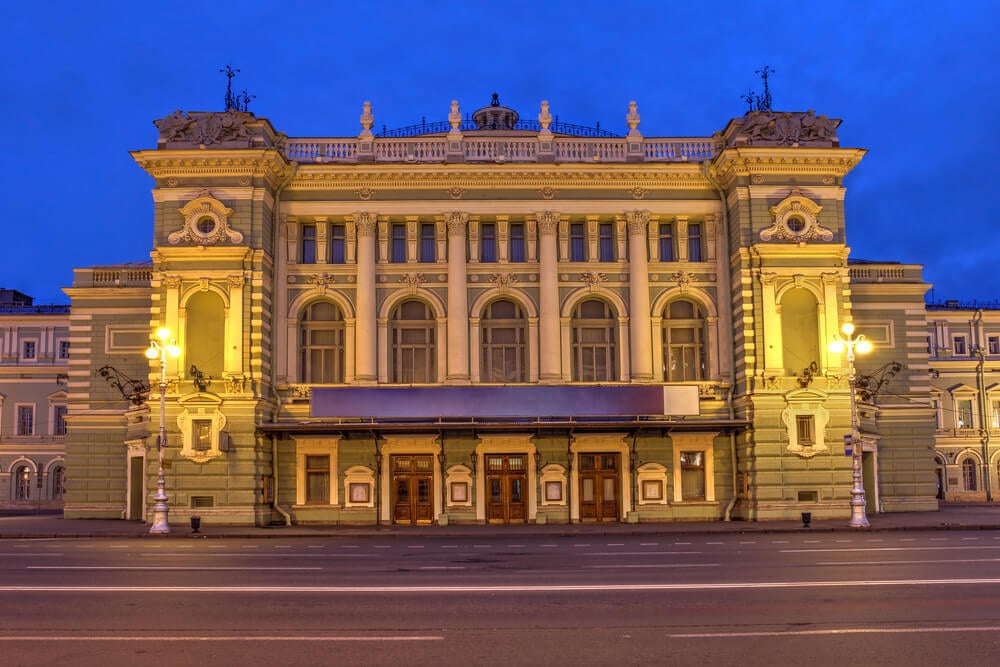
760,272,782,373
446,211,470,383
354,212,378,383
225,274,245,376
626,211,653,381
537,212,561,382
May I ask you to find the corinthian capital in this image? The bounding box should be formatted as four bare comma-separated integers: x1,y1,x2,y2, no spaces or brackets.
624,210,650,236
445,211,469,236
352,212,377,237
535,211,560,235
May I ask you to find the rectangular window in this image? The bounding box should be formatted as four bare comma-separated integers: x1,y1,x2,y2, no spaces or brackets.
509,222,525,262
992,400,1000,429
329,224,346,264
598,223,614,261
570,223,586,261
22,341,36,360
301,224,317,264
57,340,70,359
391,223,406,263
957,399,974,428
687,223,703,262
192,419,212,451
17,405,34,435
419,223,435,262
679,451,706,500
659,223,674,261
953,336,967,356
53,405,68,436
305,455,330,504
796,415,815,446
480,223,497,262
989,336,1000,355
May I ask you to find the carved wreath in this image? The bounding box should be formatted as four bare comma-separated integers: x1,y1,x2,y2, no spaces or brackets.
170,192,244,246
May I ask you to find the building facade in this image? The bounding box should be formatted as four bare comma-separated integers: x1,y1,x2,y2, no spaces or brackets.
63,98,940,526
0,289,69,509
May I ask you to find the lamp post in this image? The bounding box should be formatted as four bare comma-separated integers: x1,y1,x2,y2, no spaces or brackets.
145,327,181,534
829,322,873,528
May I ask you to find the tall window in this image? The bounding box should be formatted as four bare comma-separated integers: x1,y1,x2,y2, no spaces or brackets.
962,458,978,491
329,223,346,264
193,419,212,451
679,451,706,500
687,223,703,262
796,415,815,446
481,300,527,383
480,223,497,262
15,466,31,500
305,455,330,504
509,222,525,262
957,399,974,428
300,301,345,384
53,405,68,436
52,466,65,501
22,341,36,360
301,224,317,264
570,223,586,261
391,300,436,383
992,399,1000,429
659,223,674,261
17,405,34,435
58,340,71,359
419,223,435,262
990,336,1000,355
598,223,614,261
391,223,406,263
953,336,967,356
662,299,706,382
571,299,617,382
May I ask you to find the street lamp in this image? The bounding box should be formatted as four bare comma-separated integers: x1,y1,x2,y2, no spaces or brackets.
829,322,873,528
145,327,181,534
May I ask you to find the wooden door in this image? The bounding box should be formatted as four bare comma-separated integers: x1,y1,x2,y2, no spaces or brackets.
578,453,620,522
391,455,434,525
486,454,528,524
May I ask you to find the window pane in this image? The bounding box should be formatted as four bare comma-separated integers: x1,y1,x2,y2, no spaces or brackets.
391,224,406,263
301,224,316,264
570,223,585,261
419,223,435,262
510,223,525,262
599,223,614,261
481,223,496,262
659,224,674,261
688,223,702,262
330,225,346,264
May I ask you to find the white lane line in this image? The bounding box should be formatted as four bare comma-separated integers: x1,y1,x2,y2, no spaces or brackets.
440,545,458,549
28,566,322,571
307,545,324,549
573,544,592,548
930,538,948,542
506,545,525,548
340,545,360,549
783,545,1000,553
0,635,443,642
585,564,720,569
241,545,259,549
540,544,559,548
175,545,193,549
274,545,292,549
962,537,981,541
0,553,64,557
675,542,692,546
639,543,658,546
418,566,465,570
110,546,128,549
671,626,1000,638
473,545,491,549
375,545,392,549
739,541,756,545
5,579,1000,593
706,542,724,545
586,551,703,556
408,546,425,549
817,558,1000,566
772,541,790,545
607,543,625,547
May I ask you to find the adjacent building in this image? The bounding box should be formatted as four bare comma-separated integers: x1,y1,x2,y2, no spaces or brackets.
0,289,69,509
62,97,941,526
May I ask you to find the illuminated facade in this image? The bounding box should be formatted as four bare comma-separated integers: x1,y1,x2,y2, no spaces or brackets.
0,289,68,509
62,98,939,525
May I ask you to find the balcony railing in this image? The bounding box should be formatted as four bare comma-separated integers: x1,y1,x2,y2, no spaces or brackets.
283,135,718,164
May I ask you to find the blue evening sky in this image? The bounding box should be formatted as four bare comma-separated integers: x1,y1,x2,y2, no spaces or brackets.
1,1,995,305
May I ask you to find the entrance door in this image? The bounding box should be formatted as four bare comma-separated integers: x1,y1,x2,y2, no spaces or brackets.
391,455,434,525
578,453,620,522
128,457,144,521
486,454,528,524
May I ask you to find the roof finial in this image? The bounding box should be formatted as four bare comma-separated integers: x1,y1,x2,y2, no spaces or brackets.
220,65,240,111
490,92,500,107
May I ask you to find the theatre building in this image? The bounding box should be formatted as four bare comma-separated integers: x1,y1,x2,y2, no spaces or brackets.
62,97,939,526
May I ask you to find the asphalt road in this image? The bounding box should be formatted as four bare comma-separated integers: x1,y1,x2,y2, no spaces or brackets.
2,531,1000,666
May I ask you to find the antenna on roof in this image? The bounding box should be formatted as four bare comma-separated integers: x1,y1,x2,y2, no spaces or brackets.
754,65,774,112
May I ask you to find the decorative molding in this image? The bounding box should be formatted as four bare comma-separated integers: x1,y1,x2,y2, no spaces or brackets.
169,191,243,246
671,270,693,291
760,191,833,243
307,273,336,293
580,271,607,292
539,186,557,200
489,273,518,293
356,187,375,200
627,186,646,200
399,273,426,293
447,187,464,200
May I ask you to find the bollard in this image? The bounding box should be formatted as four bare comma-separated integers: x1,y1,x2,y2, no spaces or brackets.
190,515,201,533
801,512,812,528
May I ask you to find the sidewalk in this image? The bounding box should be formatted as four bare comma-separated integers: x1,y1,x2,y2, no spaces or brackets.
2,505,1000,539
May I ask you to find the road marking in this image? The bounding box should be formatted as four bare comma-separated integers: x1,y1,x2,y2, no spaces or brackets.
375,545,392,549
587,551,704,556
540,544,558,548
507,544,525,548
706,541,724,545
440,545,458,549
585,564,720,569
783,545,1000,553
607,543,625,547
0,635,443,642
307,545,324,549
639,543,658,546
4,579,1000,593
573,544,592,548
241,545,259,549
275,545,292,549
817,558,1000,566
0,553,64,557
473,545,491,549
419,566,465,570
340,545,360,549
28,566,322,571
670,626,1000,638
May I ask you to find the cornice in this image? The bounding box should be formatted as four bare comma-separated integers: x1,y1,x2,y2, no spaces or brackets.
711,147,867,189
130,149,290,186
284,162,712,191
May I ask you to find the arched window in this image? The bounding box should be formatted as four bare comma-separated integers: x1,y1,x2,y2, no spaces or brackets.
391,300,436,383
571,299,617,382
481,300,527,382
51,466,65,501
662,299,706,382
14,465,31,501
963,458,978,491
185,291,225,377
299,301,345,384
780,287,820,376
